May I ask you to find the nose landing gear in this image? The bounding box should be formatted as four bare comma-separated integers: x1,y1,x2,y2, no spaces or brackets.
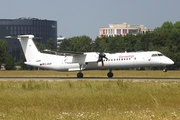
163,68,167,72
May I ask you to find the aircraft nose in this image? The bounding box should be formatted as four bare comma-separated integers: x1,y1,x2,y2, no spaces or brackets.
169,59,174,65
165,58,174,65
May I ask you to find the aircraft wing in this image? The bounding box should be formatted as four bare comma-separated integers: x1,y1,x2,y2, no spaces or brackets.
57,52,99,64
57,51,84,56
43,50,98,64
43,50,84,56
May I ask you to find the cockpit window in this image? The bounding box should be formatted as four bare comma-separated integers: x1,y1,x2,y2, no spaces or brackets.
158,54,163,56
152,54,164,57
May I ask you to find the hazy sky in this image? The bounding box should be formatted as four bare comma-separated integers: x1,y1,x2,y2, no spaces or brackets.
0,0,179,40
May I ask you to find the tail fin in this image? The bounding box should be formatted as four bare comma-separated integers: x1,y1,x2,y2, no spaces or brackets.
18,35,40,61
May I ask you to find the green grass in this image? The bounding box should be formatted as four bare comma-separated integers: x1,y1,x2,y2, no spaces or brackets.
0,80,180,119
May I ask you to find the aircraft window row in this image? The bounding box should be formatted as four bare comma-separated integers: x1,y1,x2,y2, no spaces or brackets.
104,58,131,61
152,54,164,57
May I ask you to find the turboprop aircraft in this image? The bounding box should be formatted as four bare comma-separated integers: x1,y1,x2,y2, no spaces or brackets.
6,35,174,78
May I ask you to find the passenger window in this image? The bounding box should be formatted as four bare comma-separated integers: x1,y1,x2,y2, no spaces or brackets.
152,54,157,57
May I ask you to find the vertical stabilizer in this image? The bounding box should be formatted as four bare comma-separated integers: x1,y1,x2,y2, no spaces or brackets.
18,35,40,61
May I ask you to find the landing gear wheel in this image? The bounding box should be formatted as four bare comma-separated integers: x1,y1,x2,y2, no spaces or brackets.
77,72,83,78
163,68,167,72
107,72,113,78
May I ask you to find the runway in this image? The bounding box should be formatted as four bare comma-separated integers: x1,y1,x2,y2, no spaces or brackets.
0,77,180,81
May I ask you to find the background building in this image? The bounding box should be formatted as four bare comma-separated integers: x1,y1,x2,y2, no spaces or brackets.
99,23,153,37
0,17,57,61
57,35,65,50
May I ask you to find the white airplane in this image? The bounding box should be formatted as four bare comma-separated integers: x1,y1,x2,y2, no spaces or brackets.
6,35,174,78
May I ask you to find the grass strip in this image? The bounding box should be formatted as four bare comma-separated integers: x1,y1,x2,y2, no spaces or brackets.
0,80,180,119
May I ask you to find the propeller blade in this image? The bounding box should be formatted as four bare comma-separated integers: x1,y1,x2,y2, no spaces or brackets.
96,51,108,67
102,60,104,68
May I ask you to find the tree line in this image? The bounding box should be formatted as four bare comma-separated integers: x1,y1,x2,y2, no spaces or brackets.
0,21,180,70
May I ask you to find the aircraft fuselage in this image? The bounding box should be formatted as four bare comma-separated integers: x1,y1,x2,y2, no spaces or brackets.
25,51,174,71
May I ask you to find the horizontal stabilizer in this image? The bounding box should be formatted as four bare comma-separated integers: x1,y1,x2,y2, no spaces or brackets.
5,35,41,39
5,36,21,39
6,35,41,62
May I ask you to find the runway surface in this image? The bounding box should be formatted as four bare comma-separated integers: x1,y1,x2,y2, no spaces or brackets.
0,77,180,81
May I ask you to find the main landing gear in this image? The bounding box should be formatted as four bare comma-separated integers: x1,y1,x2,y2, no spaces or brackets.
107,70,113,78
77,70,114,78
76,65,114,78
77,65,83,78
77,72,83,78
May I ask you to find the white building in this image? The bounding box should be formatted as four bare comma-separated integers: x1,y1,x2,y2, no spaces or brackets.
57,36,65,50
99,23,153,37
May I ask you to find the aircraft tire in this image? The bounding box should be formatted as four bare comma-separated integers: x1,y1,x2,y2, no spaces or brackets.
77,72,83,78
163,68,167,72
107,72,113,78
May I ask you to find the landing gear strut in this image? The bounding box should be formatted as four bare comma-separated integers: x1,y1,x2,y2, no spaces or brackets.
77,65,84,78
163,68,167,72
163,66,167,72
107,70,113,78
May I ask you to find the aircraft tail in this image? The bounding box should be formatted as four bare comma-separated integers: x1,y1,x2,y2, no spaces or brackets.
17,35,41,62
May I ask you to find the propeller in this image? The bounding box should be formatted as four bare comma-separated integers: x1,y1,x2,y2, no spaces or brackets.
97,52,108,68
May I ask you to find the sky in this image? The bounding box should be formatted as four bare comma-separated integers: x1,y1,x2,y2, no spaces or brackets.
0,0,180,40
